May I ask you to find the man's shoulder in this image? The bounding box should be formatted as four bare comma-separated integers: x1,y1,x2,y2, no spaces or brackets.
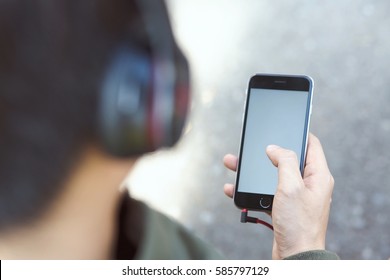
115,193,224,260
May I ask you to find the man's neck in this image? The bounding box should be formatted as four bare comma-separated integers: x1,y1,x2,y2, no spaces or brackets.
0,146,135,259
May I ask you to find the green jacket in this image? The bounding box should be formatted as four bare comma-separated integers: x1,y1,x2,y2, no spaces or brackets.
114,194,222,259
285,250,338,260
114,194,338,260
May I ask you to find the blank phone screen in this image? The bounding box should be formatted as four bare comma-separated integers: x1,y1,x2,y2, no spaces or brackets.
237,88,310,195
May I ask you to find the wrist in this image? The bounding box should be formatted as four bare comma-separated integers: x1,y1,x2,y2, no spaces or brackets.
277,238,326,260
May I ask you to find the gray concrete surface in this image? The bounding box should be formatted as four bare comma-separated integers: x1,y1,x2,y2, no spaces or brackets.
128,0,390,259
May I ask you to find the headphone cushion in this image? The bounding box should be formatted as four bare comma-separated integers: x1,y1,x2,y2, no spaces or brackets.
99,47,153,156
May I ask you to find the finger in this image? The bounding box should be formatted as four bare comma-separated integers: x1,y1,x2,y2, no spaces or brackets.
223,154,238,172
266,145,302,186
303,133,334,192
304,133,330,173
266,145,300,171
224,183,235,198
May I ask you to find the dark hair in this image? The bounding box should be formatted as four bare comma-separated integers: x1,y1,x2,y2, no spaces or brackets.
0,0,142,230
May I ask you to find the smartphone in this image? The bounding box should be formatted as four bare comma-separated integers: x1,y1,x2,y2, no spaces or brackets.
234,74,313,212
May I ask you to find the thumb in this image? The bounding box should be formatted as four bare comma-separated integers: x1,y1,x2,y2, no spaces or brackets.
266,145,302,186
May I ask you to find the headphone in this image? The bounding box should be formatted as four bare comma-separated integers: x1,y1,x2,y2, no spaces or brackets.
98,0,190,157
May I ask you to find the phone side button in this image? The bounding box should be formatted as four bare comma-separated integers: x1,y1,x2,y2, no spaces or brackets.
259,197,272,209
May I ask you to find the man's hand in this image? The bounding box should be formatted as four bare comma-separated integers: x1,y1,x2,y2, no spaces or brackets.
223,133,334,259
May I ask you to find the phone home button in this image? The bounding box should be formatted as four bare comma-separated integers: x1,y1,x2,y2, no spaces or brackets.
259,197,272,209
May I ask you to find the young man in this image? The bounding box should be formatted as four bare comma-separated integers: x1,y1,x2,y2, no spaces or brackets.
0,0,337,259
0,0,217,260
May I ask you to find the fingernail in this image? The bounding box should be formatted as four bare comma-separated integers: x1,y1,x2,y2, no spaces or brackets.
266,145,280,151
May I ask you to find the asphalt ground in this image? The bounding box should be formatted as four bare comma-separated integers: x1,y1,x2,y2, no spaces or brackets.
127,0,390,259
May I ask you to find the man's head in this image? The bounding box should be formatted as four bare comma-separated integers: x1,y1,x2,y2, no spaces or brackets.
0,0,188,231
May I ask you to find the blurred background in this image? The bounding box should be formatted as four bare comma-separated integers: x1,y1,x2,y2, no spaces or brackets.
127,0,390,259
